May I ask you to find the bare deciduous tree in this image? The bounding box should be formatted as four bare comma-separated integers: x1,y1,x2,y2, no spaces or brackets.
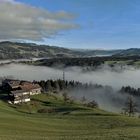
123,96,137,117
62,92,69,103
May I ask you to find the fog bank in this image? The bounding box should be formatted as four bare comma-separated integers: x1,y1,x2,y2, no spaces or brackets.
0,64,140,89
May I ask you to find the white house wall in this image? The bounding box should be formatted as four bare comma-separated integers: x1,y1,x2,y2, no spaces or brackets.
14,98,30,104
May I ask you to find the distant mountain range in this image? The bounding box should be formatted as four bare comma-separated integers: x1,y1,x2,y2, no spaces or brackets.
0,41,139,59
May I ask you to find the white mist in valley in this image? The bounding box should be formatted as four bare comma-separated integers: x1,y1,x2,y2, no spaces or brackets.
0,64,139,89
68,88,129,113
0,63,139,113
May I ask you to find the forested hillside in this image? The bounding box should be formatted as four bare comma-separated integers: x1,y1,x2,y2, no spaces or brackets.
0,41,122,59
0,41,77,59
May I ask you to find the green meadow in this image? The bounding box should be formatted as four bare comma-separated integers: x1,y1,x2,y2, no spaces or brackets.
0,94,139,140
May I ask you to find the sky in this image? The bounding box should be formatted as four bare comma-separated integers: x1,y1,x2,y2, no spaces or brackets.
1,0,140,49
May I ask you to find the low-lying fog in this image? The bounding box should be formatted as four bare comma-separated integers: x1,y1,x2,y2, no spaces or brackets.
0,63,139,89
0,58,44,64
0,63,139,113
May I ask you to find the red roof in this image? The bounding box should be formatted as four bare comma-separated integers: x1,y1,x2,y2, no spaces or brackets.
20,83,41,91
5,79,41,92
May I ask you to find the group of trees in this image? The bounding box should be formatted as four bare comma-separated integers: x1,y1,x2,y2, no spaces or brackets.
36,79,105,93
36,57,105,67
120,86,140,96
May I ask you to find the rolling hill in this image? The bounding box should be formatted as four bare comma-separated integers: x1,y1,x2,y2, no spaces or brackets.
0,41,140,59
0,41,122,59
113,48,140,57
74,49,122,57
0,41,78,59
0,93,139,140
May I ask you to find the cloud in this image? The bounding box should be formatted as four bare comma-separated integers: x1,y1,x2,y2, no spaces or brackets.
0,0,78,41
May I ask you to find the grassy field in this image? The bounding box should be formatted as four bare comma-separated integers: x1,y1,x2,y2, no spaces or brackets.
105,60,140,68
0,93,139,140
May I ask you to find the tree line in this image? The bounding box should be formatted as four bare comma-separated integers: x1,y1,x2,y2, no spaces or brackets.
32,56,140,67
35,79,106,93
120,86,140,96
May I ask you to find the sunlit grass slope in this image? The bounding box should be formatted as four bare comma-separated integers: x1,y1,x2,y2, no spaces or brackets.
0,94,139,140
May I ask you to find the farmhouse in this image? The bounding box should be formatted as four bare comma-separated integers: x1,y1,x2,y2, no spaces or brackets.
2,79,42,104
10,90,30,104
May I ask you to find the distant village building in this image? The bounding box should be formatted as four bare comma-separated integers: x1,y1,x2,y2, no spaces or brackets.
2,79,42,104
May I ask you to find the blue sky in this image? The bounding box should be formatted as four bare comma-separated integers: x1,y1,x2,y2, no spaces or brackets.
11,0,140,49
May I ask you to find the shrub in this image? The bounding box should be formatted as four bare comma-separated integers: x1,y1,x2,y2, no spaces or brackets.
86,100,98,108
38,108,55,113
